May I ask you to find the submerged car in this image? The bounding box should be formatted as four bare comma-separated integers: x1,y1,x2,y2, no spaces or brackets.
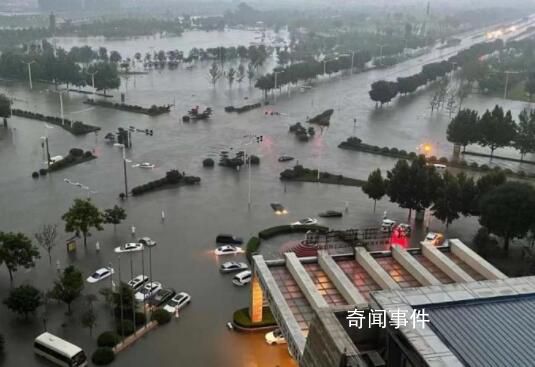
220,261,249,273
86,267,114,283
216,234,243,245
134,281,162,302
381,219,396,232
215,245,243,256
278,156,294,162
265,328,286,345
423,232,445,246
270,203,288,215
114,242,143,253
163,292,191,313
291,218,318,226
318,210,343,218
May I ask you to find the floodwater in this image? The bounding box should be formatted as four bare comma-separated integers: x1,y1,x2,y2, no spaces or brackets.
0,19,533,367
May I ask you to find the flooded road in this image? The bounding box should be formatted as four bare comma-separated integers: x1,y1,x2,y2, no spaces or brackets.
0,20,532,366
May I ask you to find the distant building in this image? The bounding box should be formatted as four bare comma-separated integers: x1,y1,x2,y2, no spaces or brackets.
250,237,514,366
38,0,83,12
83,0,120,12
49,12,56,32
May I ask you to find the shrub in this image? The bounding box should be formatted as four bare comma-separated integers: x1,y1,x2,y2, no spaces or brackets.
203,158,214,167
39,168,48,176
518,170,526,177
408,152,417,158
249,155,260,165
258,224,329,240
32,171,39,178
69,148,84,157
428,155,437,162
390,147,399,154
151,308,171,325
480,164,490,171
347,137,362,145
97,331,120,348
135,311,147,326
233,307,276,328
438,157,448,164
92,347,115,365
116,320,135,336
470,162,479,168
503,168,513,175
459,160,468,167
372,146,381,152
84,151,94,158
381,147,390,153
245,237,261,262
399,149,408,157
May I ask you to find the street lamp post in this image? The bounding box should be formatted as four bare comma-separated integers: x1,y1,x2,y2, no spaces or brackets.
22,61,36,90
86,70,99,97
242,135,263,209
117,254,125,340
51,90,67,125
273,71,281,102
377,44,387,65
115,144,130,197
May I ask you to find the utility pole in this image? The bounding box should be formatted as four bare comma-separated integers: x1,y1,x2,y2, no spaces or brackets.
377,44,387,66
350,51,355,74
22,61,36,90
273,71,280,102
121,145,129,197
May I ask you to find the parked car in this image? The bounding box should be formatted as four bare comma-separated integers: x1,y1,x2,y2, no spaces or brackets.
291,218,318,226
232,270,252,286
163,292,192,313
270,203,288,215
278,156,294,162
423,232,445,246
128,275,149,291
134,281,162,302
395,224,412,237
147,288,176,307
265,328,286,345
114,242,143,253
318,210,343,218
215,245,243,256
216,234,243,245
86,267,114,283
381,219,396,232
220,261,249,273
138,237,156,247
139,162,155,169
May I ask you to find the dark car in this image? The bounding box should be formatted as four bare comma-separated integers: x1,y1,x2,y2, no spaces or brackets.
270,203,287,215
216,234,243,245
147,288,176,307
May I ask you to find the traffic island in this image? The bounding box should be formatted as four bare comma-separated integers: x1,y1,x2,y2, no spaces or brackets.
33,148,97,177
12,109,100,135
131,169,200,196
280,165,365,186
84,99,171,116
232,307,277,332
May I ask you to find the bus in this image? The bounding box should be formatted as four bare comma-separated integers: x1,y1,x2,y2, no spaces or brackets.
34,332,88,367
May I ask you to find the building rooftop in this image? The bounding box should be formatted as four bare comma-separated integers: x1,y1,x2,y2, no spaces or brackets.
425,294,535,367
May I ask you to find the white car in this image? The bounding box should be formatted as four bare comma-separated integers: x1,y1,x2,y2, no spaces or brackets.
381,219,396,232
132,162,155,169
138,237,156,247
163,292,191,313
128,275,149,291
291,218,318,226
265,329,286,345
114,242,144,253
214,245,243,256
220,261,248,273
232,270,252,286
86,267,114,283
134,281,162,302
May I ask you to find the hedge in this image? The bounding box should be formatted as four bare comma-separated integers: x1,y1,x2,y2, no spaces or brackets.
116,320,135,336
245,236,261,261
151,308,171,325
11,108,100,135
233,307,276,328
258,224,329,240
92,347,115,365
84,99,171,116
97,331,120,348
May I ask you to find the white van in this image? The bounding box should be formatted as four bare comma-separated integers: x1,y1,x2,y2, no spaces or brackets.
34,332,87,367
232,270,252,286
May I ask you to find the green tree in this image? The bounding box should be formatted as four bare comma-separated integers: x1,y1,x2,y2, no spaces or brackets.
236,64,245,84
479,182,535,253
477,106,517,158
447,109,479,152
456,172,478,216
0,232,40,284
3,284,42,319
369,80,399,106
431,171,462,228
227,67,236,88
514,109,535,161
525,73,535,101
208,62,221,87
81,295,98,337
362,169,386,211
103,206,127,230
109,50,122,63
34,224,58,265
85,62,120,93
49,265,84,314
62,198,103,247
386,157,441,219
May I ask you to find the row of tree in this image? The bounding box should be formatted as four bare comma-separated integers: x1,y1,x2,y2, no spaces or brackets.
0,40,120,91
255,51,371,96
362,157,533,252
368,40,503,105
447,105,535,159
